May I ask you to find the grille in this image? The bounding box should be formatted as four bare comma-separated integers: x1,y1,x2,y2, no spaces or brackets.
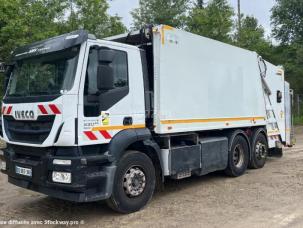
4,115,55,144
10,144,54,160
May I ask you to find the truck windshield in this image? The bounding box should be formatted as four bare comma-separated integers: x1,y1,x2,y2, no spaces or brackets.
6,46,80,98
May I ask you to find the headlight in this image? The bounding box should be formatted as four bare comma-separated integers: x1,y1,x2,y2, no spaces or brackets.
52,171,71,184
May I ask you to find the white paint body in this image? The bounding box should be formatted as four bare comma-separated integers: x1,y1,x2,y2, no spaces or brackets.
76,40,145,146
151,26,291,148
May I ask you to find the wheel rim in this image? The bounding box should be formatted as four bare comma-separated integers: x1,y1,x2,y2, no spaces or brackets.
123,166,146,197
233,144,245,168
255,141,267,160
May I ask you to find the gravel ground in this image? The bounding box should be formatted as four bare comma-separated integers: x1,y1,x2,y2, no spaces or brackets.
0,127,303,227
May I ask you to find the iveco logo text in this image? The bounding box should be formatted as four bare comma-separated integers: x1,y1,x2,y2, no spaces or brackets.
15,110,35,120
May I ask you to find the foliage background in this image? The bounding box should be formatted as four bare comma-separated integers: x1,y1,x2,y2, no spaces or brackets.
0,0,302,116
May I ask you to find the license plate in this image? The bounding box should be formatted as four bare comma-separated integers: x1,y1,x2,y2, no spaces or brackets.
16,166,32,177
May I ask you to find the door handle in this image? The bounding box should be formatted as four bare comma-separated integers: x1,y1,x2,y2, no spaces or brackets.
123,117,133,126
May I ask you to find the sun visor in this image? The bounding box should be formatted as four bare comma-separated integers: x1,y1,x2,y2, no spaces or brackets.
12,30,91,60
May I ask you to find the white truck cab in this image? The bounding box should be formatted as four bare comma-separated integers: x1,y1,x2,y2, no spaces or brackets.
0,26,294,213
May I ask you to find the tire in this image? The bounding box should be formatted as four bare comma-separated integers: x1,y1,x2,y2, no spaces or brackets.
249,132,268,169
106,150,156,213
225,135,249,177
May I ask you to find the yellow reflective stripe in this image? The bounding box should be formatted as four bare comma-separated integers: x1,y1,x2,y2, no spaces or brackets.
163,25,174,30
160,117,266,125
92,124,145,131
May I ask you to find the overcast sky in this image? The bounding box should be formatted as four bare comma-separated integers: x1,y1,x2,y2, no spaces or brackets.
108,0,276,38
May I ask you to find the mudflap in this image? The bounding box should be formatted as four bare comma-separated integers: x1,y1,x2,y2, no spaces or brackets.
268,148,283,158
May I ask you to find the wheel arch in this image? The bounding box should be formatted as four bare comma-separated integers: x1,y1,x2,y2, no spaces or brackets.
108,128,164,181
227,129,251,156
126,140,163,183
252,127,268,142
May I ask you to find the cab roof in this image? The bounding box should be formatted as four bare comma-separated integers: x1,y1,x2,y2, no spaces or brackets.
13,30,96,60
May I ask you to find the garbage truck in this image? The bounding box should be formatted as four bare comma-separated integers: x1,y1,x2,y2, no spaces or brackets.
0,25,294,213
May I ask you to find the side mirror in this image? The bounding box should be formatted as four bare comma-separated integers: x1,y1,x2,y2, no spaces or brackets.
98,49,116,63
277,90,282,103
97,65,114,91
96,48,116,92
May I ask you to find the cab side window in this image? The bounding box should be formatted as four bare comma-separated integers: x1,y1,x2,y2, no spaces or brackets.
84,47,129,117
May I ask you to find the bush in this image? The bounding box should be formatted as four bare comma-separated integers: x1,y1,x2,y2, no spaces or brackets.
294,115,303,125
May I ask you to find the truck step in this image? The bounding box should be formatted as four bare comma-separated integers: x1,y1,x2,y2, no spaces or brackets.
176,170,191,179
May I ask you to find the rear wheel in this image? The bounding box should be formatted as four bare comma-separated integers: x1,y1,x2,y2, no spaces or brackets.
106,151,156,213
225,135,249,177
249,132,268,169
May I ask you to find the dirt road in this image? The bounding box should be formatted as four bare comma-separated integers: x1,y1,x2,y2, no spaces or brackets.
0,128,303,227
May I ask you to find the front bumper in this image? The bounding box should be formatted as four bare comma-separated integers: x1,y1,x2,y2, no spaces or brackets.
0,145,116,202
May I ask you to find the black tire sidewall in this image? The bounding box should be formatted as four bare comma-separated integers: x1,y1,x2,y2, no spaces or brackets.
226,135,249,177
109,151,156,213
251,133,268,169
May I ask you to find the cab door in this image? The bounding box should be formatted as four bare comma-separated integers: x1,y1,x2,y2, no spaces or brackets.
77,41,145,146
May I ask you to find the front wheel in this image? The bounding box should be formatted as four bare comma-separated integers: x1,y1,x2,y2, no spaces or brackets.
106,151,156,213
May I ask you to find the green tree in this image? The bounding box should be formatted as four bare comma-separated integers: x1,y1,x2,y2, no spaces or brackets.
63,0,126,38
0,0,66,62
269,43,303,94
271,0,303,94
271,0,303,44
187,0,234,42
131,0,188,29
234,16,272,59
0,0,126,62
